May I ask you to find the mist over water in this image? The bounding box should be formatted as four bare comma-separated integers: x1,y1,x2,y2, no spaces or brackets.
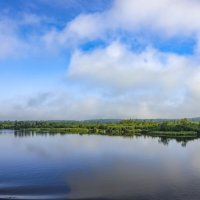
0,130,200,199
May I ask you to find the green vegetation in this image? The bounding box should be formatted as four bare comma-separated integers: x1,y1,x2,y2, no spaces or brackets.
0,118,200,138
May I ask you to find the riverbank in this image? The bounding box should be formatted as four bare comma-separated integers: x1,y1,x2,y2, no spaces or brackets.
1,119,200,138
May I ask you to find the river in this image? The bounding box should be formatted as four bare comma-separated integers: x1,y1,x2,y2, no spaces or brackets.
0,130,200,199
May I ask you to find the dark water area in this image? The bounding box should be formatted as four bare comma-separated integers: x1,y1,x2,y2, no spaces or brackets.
0,130,200,199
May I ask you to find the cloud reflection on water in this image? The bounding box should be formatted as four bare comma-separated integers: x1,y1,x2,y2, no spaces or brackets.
0,132,200,199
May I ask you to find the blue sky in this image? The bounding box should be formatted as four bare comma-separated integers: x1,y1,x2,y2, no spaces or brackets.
0,0,200,120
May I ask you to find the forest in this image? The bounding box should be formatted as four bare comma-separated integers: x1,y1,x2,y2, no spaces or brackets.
0,118,200,137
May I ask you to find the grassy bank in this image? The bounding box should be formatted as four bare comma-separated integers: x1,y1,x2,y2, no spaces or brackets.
145,131,198,137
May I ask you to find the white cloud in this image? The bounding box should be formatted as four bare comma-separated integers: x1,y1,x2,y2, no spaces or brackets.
0,18,28,59
66,41,200,119
68,42,189,92
1,41,200,119
67,14,105,40
42,12,109,53
44,0,200,45
0,12,55,59
2,0,200,58
112,0,200,35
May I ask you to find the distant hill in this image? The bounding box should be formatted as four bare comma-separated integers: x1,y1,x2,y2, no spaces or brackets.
83,119,122,123
84,117,200,123
1,117,200,123
129,117,200,122
190,117,200,122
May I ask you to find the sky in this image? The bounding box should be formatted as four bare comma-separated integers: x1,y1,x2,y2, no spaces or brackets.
0,0,200,120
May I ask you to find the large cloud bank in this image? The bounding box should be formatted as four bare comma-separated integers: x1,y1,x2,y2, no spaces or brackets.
1,0,200,120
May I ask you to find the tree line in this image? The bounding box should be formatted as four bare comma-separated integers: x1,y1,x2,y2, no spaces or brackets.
0,119,200,137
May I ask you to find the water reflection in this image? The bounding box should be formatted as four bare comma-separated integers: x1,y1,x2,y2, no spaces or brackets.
0,130,200,199
157,136,200,147
12,130,200,147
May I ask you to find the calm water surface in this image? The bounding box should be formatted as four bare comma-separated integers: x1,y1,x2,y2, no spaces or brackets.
0,130,200,199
